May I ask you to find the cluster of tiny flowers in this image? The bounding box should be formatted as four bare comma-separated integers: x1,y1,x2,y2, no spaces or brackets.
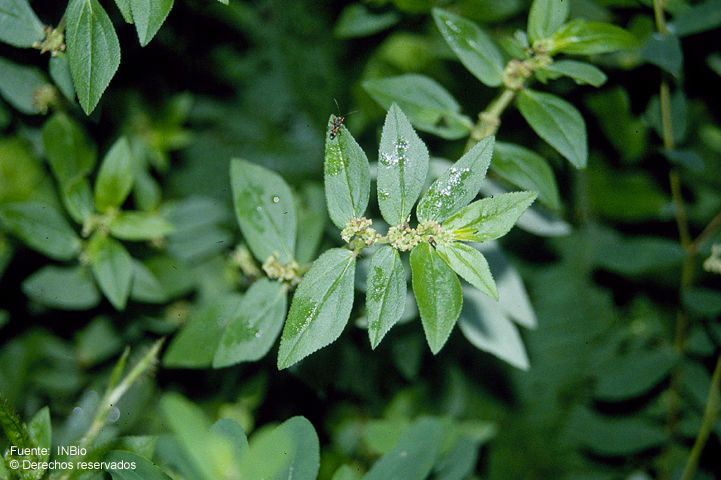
703,244,721,275
502,54,552,90
416,220,454,245
341,217,379,245
388,222,419,251
262,253,300,283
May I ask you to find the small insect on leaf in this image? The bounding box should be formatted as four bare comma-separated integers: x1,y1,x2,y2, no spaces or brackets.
329,99,357,140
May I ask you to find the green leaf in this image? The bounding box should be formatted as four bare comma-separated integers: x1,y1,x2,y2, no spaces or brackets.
332,465,363,480
0,0,45,47
437,243,497,300
432,9,504,87
210,418,248,458
0,202,81,260
294,183,326,264
593,233,685,275
94,137,134,212
278,248,356,369
585,87,647,162
641,33,683,78
527,0,569,43
458,286,530,369
410,243,462,354
540,60,607,87
366,246,407,349
66,0,121,115
214,279,287,367
113,0,134,23
230,158,296,264
42,113,96,183
517,89,587,168
670,0,721,37
129,259,167,303
87,232,133,310
567,408,666,456
27,407,51,463
334,4,400,38
551,19,639,55
22,265,100,310
593,349,677,401
324,115,370,229
129,0,174,47
106,451,172,480
362,75,472,140
109,211,174,241
237,417,319,480
49,53,76,101
433,435,481,480
363,417,443,480
377,104,430,225
75,316,122,366
0,56,47,115
443,191,536,242
492,142,560,210
417,136,494,223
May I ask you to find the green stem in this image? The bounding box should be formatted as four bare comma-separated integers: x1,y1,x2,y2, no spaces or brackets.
465,88,517,152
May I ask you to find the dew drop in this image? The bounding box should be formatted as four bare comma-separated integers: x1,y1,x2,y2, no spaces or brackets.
107,406,120,423
378,189,391,200
272,195,280,203
399,450,408,457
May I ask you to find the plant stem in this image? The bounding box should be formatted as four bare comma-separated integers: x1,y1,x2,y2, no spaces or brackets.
679,355,721,480
465,88,516,152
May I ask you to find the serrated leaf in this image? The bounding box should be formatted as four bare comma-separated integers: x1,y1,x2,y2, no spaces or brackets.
87,232,133,310
362,75,472,140
94,137,134,212
213,279,286,367
0,0,45,47
437,243,497,300
377,104,429,225
0,202,81,260
551,19,639,55
324,115,370,229
113,0,133,23
366,246,406,349
432,9,504,87
278,248,355,369
106,451,172,480
410,243,462,354
363,417,443,480
527,0,569,43
66,0,121,115
416,136,494,223
22,264,100,310
129,0,173,47
492,142,560,210
109,211,174,241
517,89,587,168
540,60,607,87
0,56,47,115
237,417,319,480
230,158,296,264
443,191,536,242
458,286,529,369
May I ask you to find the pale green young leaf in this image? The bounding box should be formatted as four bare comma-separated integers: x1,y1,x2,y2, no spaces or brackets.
416,136,494,223
113,0,134,23
0,202,81,260
324,115,370,229
66,0,121,115
42,113,96,185
49,53,76,101
0,56,47,114
129,0,174,47
106,451,172,480
436,243,497,300
432,9,504,87
410,243,463,354
213,279,287,367
492,141,560,210
540,60,607,87
236,417,319,480
229,158,296,264
362,75,472,140
210,418,248,458
22,265,100,310
459,286,529,369
517,89,587,168
363,417,443,480
332,465,362,480
87,232,133,310
551,19,639,55
94,137,134,212
109,211,174,241
444,191,537,242
377,104,429,225
366,246,406,349
527,0,569,43
0,0,45,47
278,248,355,369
